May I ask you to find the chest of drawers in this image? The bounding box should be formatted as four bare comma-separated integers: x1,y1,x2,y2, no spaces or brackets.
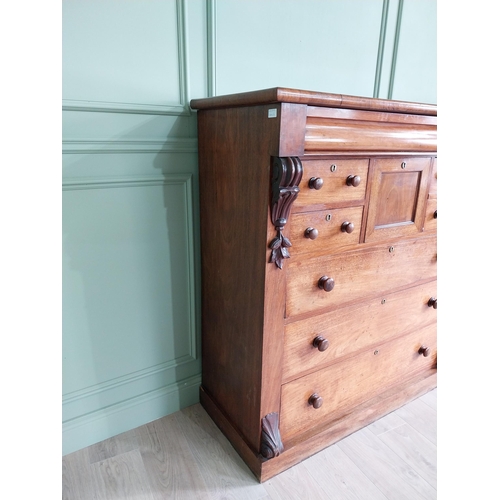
190,88,437,482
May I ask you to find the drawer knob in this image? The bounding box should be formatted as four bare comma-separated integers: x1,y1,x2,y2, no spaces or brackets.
304,227,319,240
318,276,335,292
418,345,431,357
308,177,324,190
346,175,361,187
428,297,437,309
308,393,323,409
433,209,437,219
312,336,330,352
341,221,355,233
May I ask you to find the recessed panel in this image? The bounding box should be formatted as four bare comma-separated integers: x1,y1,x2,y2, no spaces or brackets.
364,157,432,243
62,179,194,396
375,171,420,228
62,0,180,105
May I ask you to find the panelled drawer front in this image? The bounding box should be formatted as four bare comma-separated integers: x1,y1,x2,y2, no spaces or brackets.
293,159,368,211
288,206,363,258
280,324,437,443
283,281,437,382
286,235,436,318
364,157,432,243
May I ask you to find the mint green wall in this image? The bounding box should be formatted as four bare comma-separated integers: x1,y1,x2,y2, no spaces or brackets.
62,0,436,455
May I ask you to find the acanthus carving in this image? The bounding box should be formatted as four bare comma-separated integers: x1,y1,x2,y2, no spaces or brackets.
260,412,284,459
269,156,303,269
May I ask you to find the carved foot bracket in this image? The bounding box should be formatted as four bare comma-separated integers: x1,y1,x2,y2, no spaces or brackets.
260,412,284,459
269,156,303,269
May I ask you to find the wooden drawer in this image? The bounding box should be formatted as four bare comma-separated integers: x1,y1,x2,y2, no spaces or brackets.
293,159,368,211
280,324,437,443
424,158,437,232
283,281,437,382
424,198,437,232
286,235,436,318
364,157,432,243
288,206,363,258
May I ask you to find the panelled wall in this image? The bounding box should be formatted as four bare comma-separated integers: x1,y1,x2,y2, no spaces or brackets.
62,0,436,455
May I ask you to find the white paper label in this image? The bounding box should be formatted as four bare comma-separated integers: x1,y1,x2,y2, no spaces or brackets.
268,108,277,118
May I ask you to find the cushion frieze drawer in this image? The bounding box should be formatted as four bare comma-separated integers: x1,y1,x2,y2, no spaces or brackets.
286,235,437,318
293,158,368,211
288,206,363,258
280,324,437,444
283,281,437,382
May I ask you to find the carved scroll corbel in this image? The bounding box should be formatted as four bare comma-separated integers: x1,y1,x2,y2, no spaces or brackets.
260,412,284,459
269,156,303,269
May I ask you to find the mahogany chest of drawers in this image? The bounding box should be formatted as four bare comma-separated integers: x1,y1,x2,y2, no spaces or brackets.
190,88,437,482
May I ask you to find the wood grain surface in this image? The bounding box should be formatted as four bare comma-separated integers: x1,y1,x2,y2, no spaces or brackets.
63,389,437,499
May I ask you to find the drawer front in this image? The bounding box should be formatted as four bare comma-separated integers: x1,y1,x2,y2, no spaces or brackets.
293,159,368,211
286,235,437,318
424,198,437,232
288,206,363,258
364,157,432,243
424,158,437,232
280,324,437,443
283,281,437,382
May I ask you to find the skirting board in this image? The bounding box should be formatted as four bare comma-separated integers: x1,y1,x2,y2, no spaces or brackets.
62,375,201,456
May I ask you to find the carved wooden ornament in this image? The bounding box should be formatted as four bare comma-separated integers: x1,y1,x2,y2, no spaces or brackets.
269,156,303,269
260,412,284,459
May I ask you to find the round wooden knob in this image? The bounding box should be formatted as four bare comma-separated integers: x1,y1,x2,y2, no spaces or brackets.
346,175,361,187
305,227,319,240
318,276,335,292
418,346,431,357
341,221,355,233
428,297,437,309
433,210,437,219
308,177,324,190
312,336,329,352
308,393,323,409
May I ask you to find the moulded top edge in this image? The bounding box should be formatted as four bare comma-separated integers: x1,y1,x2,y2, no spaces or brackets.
189,87,437,116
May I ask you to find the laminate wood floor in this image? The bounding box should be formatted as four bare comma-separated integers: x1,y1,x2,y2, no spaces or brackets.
62,388,437,500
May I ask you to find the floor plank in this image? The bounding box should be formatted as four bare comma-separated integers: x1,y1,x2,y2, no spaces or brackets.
378,423,437,489
395,397,437,446
88,428,139,464
337,426,436,500
135,414,211,500
177,405,269,500
91,449,154,500
62,447,94,500
62,390,437,499
263,461,333,500
300,445,388,500
419,387,437,411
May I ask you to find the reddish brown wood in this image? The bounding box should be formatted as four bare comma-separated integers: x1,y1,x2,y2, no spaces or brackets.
318,276,335,292
190,87,437,116
260,412,284,459
304,227,319,240
341,221,355,233
308,177,324,190
419,346,431,357
269,156,303,269
280,325,436,443
283,281,436,382
290,206,363,259
428,297,437,309
191,88,437,482
312,336,330,352
308,393,323,409
346,174,361,187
